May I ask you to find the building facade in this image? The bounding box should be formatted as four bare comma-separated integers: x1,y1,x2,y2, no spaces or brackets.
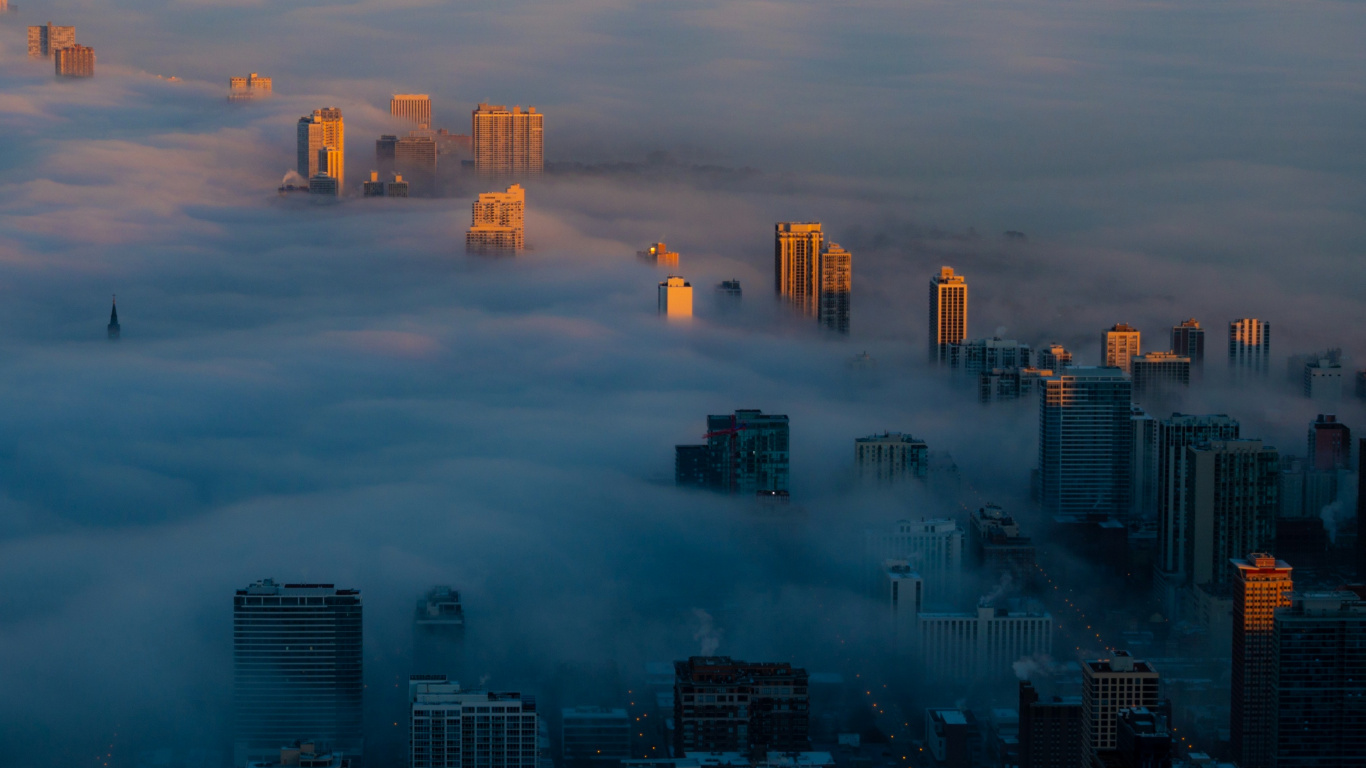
637,242,679,268
562,707,631,765
817,244,851,333
1271,591,1366,768
915,603,1053,682
1019,682,1084,768
1308,413,1351,470
27,23,75,57
948,337,1032,375
233,579,363,766
414,586,464,682
466,184,526,254
1171,319,1205,368
1228,319,1271,376
1036,344,1072,372
297,108,344,191
673,657,810,757
391,94,432,126
773,222,824,313
659,277,693,318
674,410,790,496
1102,324,1141,373
854,432,928,482
409,677,541,768
229,73,272,100
969,503,1037,580
1081,653,1159,768
1185,441,1279,589
864,518,963,606
1038,367,1133,517
54,45,95,77
471,103,544,176
929,267,968,363
1303,356,1342,401
1230,555,1293,768
1130,352,1191,402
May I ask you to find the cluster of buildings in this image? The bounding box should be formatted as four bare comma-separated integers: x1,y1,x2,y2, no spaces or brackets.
27,22,94,77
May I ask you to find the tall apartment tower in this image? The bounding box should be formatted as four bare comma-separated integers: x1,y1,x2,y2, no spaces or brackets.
1229,554,1293,768
774,222,824,312
27,23,76,57
1228,319,1271,376
414,586,464,683
673,656,810,757
818,243,852,334
297,108,344,190
929,267,968,363
1130,351,1191,402
854,432,929,483
471,103,544,176
1307,413,1351,470
1036,344,1072,372
864,519,963,606
1102,324,1141,373
233,579,363,766
466,184,526,254
55,45,95,77
409,677,541,768
1019,682,1084,768
1171,319,1205,368
1038,368,1133,517
1272,591,1366,766
674,410,790,496
658,276,693,318
391,94,432,127
1360,437,1366,581
228,73,272,100
1185,441,1279,589
1081,652,1159,768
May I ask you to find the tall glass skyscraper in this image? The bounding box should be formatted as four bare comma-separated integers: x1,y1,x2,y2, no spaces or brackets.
1038,367,1133,517
233,579,363,766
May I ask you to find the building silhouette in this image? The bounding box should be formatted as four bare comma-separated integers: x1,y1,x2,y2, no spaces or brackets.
1019,681,1084,768
229,73,271,100
969,503,1037,581
674,409,789,496
1228,319,1271,376
658,276,693,318
107,296,120,340
1130,351,1191,403
55,45,95,77
391,94,432,127
1271,591,1366,767
1308,414,1351,471
673,656,810,757
561,706,631,766
1036,343,1072,372
1038,368,1133,517
413,586,464,683
817,243,851,333
1185,441,1279,591
298,108,344,191
471,103,543,177
27,23,75,58
864,518,963,606
1102,324,1141,374
233,579,363,766
855,432,928,483
1081,652,1159,768
409,677,541,768
929,267,968,363
1229,554,1293,768
1171,318,1205,368
466,184,525,254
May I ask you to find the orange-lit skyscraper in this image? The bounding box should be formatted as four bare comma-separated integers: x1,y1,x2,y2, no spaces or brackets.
658,277,693,319
818,244,851,334
929,267,967,363
229,73,272,100
391,94,432,127
471,103,543,177
1230,554,1292,768
774,223,823,307
54,45,95,77
466,184,526,254
1229,318,1271,376
1102,323,1141,373
27,23,75,58
297,108,345,191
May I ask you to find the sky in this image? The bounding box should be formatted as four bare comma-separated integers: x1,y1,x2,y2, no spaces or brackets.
0,0,1365,765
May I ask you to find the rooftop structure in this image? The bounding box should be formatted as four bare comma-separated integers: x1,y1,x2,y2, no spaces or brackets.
638,242,680,268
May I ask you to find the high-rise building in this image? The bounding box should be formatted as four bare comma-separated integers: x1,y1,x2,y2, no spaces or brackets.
637,242,679,268
391,94,432,127
1271,591,1366,767
883,559,923,653
1152,414,1240,615
773,222,823,313
1304,356,1343,401
471,103,544,176
396,132,438,171
716,280,742,301
229,73,272,100
1019,682,1084,768
674,409,789,496
1360,437,1366,581
233,579,363,766
1171,319,1205,368
969,504,1036,580
387,175,409,198
864,519,963,606
1081,652,1159,768
1228,319,1271,376
54,45,95,77
298,108,344,190
1130,351,1191,402
1229,554,1293,768
409,676,541,768
376,134,398,175
948,337,1032,374
1308,414,1351,471
466,184,526,255
1113,708,1173,768
1185,441,1279,589
980,367,1052,403
915,602,1053,681
673,656,810,757
1036,344,1072,372
1038,367,1133,517
658,276,693,318
561,707,631,765
854,432,928,483
414,586,464,682
27,23,75,58
1131,407,1158,521
308,173,339,197
107,296,120,341
817,243,851,334
363,171,385,197
1102,324,1142,373
929,267,968,363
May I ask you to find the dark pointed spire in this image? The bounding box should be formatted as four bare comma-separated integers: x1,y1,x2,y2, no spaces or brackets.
107,295,120,341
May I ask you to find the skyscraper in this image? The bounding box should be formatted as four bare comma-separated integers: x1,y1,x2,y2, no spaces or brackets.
298,108,344,191
1081,652,1159,768
674,410,790,496
817,243,851,333
1359,437,1366,580
414,586,464,683
948,337,1032,374
1230,554,1293,768
1019,682,1084,768
774,222,824,311
395,132,438,171
1171,319,1205,368
409,677,541,768
1102,323,1141,373
107,296,120,340
228,73,272,100
1271,591,1366,767
54,45,95,77
471,103,544,176
233,579,363,766
27,23,75,58
466,184,526,254
1130,351,1190,402
864,518,963,605
1228,319,1271,376
673,656,810,757
1304,356,1343,401
929,267,968,363
1185,441,1279,589
391,94,432,127
1036,343,1072,372
658,276,693,318
561,707,631,766
1038,368,1133,517
1308,413,1351,470
854,432,928,483
637,242,679,268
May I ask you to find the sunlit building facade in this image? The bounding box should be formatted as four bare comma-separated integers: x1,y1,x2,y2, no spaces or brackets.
1230,554,1293,768
1036,343,1072,372
54,45,95,77
929,267,968,363
298,108,344,191
1228,319,1271,376
774,222,823,311
658,276,693,318
1038,367,1133,517
466,184,526,254
27,23,75,58
391,94,432,127
637,242,679,268
229,73,272,100
1102,323,1141,374
471,103,544,176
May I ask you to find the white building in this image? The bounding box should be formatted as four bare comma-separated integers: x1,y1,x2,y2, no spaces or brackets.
864,519,962,606
915,603,1053,682
409,676,541,768
658,276,693,318
1081,652,1159,766
1304,356,1343,402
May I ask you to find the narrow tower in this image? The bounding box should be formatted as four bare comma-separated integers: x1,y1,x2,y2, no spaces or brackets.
107,296,120,340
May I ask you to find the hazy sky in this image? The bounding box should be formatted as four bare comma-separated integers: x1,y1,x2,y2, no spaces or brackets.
0,0,1364,765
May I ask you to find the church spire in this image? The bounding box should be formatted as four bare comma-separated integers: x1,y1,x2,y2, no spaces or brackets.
107,295,120,341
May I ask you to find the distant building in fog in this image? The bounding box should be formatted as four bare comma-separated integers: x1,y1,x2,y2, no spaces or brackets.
1102,324,1141,374
391,94,432,127
229,73,272,100
980,367,1052,403
55,45,95,77
716,280,742,301
817,244,851,334
409,677,541,768
883,559,923,654
968,503,1036,580
1036,344,1072,372
471,103,544,176
414,586,464,681
659,277,693,318
28,23,75,58
673,656,810,756
562,706,631,765
854,432,927,483
929,267,968,363
948,337,1031,375
246,742,350,768
1228,319,1271,377
637,242,679,268
1308,414,1351,471
107,296,120,340
865,519,962,606
1081,652,1159,767
308,173,340,197
675,410,789,496
1038,368,1133,518
466,184,526,254
1171,319,1205,369
1304,356,1343,402
1130,351,1190,402
916,602,1052,682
